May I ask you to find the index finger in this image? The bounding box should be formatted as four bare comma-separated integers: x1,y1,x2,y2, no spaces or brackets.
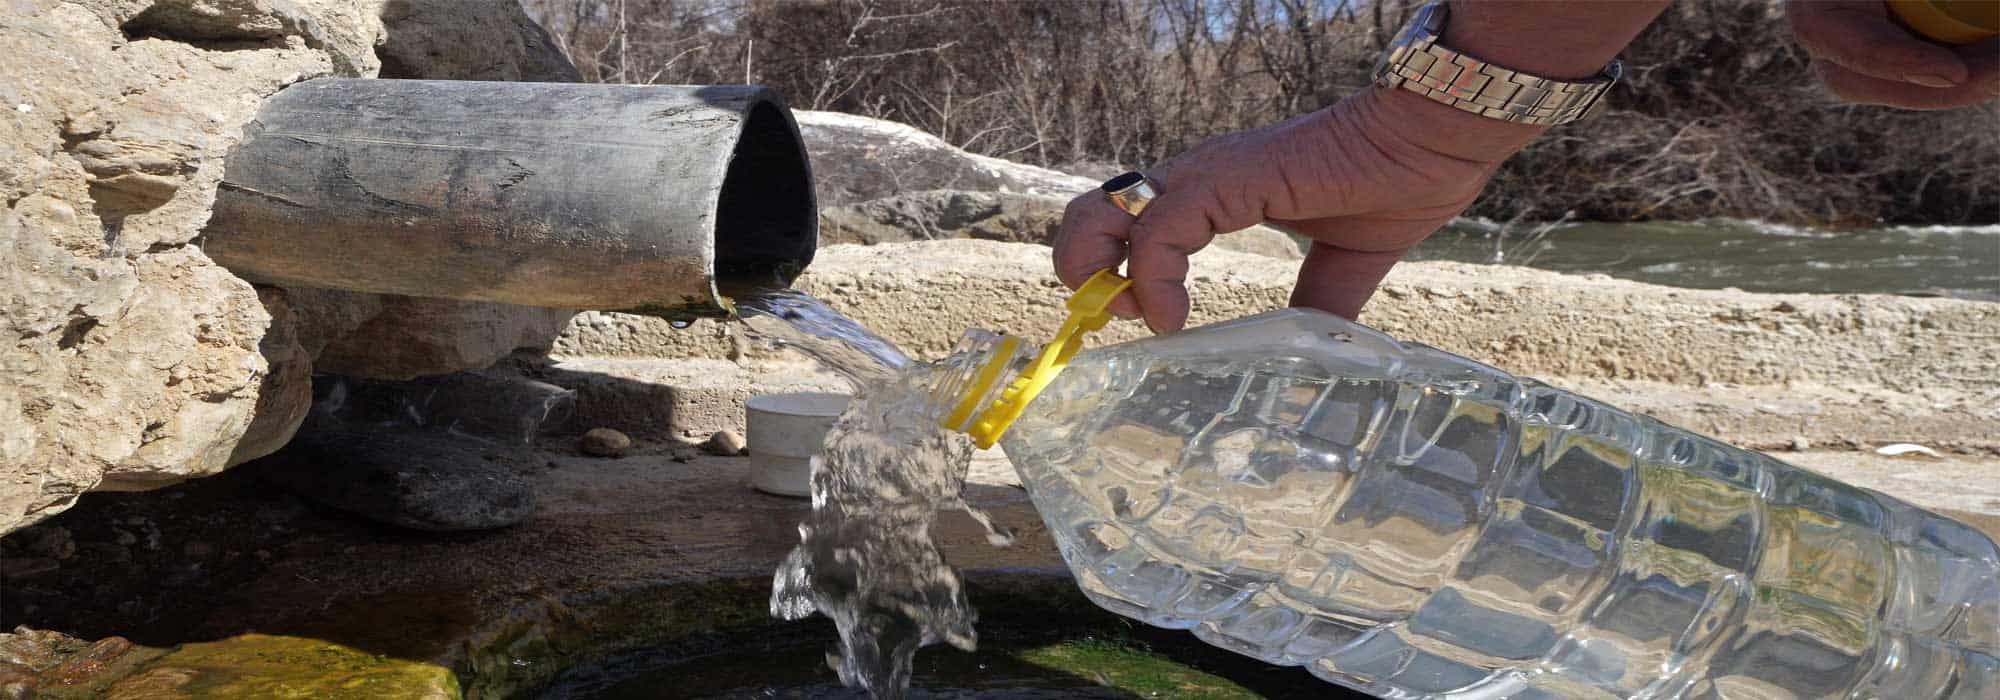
1791,0,1969,86
1052,192,1142,318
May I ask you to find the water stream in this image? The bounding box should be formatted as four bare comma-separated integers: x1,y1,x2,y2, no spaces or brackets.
738,290,1012,700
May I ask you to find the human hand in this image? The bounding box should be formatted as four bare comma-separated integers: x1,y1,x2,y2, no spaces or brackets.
1052,87,1521,333
1789,0,2000,109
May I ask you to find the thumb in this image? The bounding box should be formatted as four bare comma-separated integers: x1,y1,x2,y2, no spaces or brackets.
1290,242,1410,320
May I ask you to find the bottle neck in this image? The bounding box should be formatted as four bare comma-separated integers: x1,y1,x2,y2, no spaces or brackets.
926,330,1034,436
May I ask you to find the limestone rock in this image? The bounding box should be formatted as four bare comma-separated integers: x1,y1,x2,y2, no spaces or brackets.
818,189,1303,259
375,0,582,82
0,0,581,535
797,111,1099,206
0,0,374,534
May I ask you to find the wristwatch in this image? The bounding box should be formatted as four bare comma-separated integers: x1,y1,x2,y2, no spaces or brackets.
1373,2,1623,126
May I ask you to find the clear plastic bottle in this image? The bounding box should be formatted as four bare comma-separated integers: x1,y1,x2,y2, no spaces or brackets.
929,308,1999,699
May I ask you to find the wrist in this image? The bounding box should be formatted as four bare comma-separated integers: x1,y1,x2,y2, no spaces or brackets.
1356,85,1542,165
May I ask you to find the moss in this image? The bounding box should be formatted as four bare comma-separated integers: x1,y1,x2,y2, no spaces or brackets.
100,634,458,699
1016,637,1264,699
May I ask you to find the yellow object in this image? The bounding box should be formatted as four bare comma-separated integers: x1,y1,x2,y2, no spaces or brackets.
952,269,1132,448
1890,0,2000,45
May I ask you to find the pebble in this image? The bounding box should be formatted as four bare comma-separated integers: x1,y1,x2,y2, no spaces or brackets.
703,429,746,456
1787,436,1810,452
579,428,632,457
1875,443,1942,460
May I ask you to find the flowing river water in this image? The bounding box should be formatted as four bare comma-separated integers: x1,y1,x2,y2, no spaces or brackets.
1410,219,1998,299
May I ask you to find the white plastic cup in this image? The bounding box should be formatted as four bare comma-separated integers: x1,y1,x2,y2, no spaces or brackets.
745,392,851,497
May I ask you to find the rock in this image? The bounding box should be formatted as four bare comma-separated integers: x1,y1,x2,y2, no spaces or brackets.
0,0,584,535
540,357,847,440
287,289,576,381
1876,443,1944,459
703,430,746,457
797,111,1096,206
0,559,58,581
313,370,577,445
23,526,74,561
818,189,1302,259
1788,436,1811,452
249,426,536,532
375,0,582,82
0,0,377,535
579,428,632,458
102,634,454,699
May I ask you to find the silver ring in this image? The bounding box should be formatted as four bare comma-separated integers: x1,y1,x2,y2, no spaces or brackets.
1101,171,1158,217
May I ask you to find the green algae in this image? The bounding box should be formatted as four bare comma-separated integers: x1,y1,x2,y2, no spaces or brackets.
1016,637,1263,699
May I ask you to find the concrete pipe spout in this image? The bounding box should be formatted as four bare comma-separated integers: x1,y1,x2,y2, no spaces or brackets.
201,78,816,316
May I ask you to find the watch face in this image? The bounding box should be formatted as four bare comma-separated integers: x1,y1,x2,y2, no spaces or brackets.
1377,2,1443,83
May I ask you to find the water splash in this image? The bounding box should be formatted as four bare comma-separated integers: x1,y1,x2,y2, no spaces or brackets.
736,289,1010,699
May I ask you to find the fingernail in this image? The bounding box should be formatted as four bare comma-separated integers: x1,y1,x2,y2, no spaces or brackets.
1907,73,1958,88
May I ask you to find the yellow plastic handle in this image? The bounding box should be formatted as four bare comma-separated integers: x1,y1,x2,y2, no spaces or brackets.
962,270,1132,448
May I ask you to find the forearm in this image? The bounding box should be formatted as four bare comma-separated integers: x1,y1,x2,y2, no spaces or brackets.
1371,0,1670,164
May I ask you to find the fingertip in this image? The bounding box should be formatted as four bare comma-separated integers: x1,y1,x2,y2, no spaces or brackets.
1108,294,1141,319
1131,279,1190,335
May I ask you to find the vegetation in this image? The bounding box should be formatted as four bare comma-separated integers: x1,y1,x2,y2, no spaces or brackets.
525,0,1999,225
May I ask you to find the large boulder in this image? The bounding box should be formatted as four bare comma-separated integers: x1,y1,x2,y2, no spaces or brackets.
797,111,1098,207
0,0,380,532
817,189,1305,259
0,0,581,535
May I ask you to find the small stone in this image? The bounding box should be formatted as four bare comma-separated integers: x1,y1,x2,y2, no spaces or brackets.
1875,443,1943,459
579,428,632,457
1772,301,1798,313
703,429,746,456
1787,436,1810,452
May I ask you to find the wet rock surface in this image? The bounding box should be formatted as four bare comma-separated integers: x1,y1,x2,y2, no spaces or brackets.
0,449,1062,698
6,436,1996,698
0,627,456,699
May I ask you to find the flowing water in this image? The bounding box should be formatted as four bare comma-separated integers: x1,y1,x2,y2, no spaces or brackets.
739,290,1013,700
1408,219,1998,299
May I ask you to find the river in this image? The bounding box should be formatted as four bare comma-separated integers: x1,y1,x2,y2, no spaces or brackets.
1404,218,1997,300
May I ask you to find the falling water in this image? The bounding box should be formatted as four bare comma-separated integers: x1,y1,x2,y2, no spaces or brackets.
736,289,1012,700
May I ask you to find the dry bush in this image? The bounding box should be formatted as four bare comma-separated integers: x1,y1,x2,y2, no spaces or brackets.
524,0,1998,225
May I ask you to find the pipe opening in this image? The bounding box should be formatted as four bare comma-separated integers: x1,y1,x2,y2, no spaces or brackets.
714,101,817,295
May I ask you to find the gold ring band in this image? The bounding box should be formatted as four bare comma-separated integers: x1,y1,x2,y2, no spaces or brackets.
1101,171,1157,217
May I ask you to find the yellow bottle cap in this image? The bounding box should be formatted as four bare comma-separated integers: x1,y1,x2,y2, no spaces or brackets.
945,269,1132,449
1890,0,2000,45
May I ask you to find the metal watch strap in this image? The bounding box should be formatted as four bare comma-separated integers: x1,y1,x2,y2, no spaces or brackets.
1374,2,1622,126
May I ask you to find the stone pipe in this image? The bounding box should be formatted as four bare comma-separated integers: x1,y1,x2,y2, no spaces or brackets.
200,78,816,316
